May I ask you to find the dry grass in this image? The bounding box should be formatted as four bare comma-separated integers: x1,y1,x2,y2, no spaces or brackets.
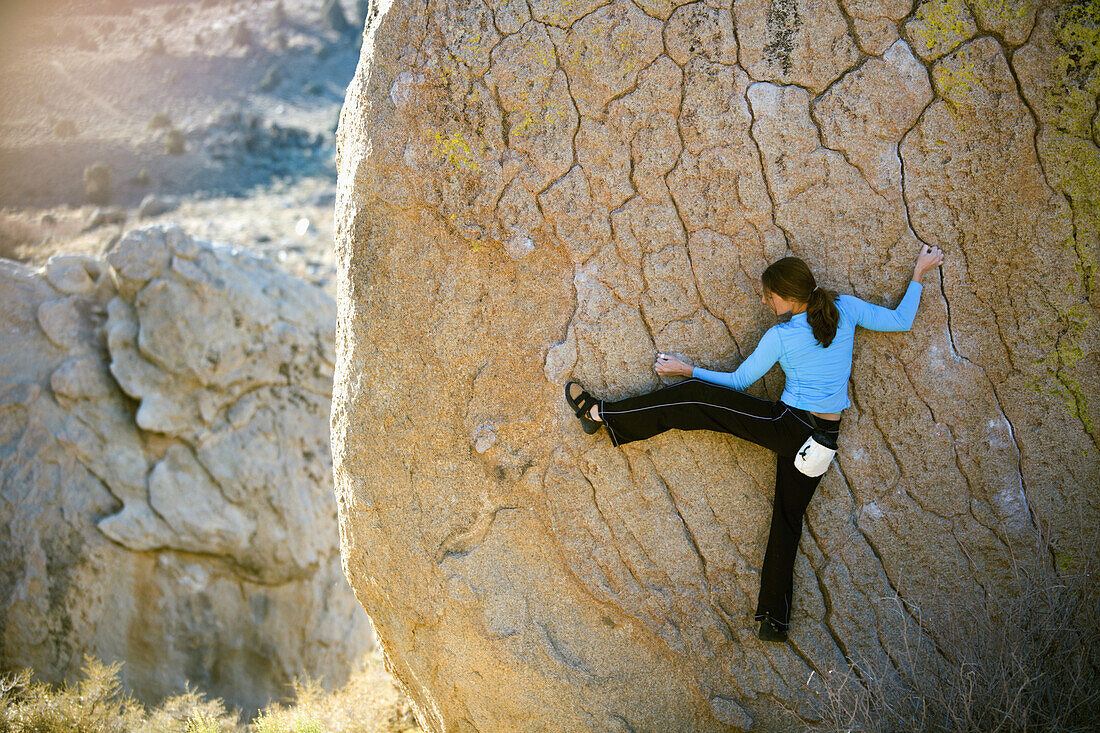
250,651,421,733
814,561,1100,732
0,650,422,733
0,657,236,733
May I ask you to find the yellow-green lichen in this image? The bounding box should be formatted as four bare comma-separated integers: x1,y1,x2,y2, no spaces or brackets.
968,0,1036,21
456,32,485,64
966,0,1038,41
532,43,555,68
1074,242,1098,297
514,110,535,135
504,88,572,139
1031,304,1094,435
543,0,587,29
933,55,980,109
906,0,978,61
1047,1,1100,136
1055,136,1100,300
1055,0,1100,67
1027,1,1100,438
432,130,481,172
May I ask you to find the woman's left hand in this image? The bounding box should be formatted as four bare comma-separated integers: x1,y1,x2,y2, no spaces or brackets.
655,353,693,378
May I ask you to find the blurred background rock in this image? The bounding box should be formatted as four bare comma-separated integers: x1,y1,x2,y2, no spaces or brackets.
0,0,365,297
0,0,407,728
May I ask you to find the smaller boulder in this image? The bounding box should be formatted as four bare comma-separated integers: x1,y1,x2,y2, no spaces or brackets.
322,0,351,34
232,20,253,47
137,194,179,219
84,207,125,231
83,163,111,206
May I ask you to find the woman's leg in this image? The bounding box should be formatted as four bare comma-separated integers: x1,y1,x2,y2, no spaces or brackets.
598,378,790,451
754,455,825,631
599,382,838,633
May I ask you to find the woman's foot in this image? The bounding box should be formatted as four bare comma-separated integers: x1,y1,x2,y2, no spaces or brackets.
565,381,603,434
758,619,788,643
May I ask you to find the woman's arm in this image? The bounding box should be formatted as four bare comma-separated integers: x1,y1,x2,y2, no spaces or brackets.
655,328,782,391
852,244,945,332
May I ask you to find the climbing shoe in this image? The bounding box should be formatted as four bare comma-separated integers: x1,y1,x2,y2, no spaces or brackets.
565,381,602,434
758,619,789,643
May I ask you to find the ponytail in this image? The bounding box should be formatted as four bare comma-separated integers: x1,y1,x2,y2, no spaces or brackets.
761,257,839,347
806,286,839,348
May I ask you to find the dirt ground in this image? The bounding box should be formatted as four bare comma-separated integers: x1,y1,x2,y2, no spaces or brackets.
0,0,362,294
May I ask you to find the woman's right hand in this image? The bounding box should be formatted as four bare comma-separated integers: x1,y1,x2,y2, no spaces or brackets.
655,353,693,378
913,244,945,281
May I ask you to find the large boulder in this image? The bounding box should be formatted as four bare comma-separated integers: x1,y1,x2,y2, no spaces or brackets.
334,1,1098,730
0,225,372,713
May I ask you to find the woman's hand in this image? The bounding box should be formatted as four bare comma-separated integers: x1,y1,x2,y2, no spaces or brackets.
913,244,945,282
655,353,693,378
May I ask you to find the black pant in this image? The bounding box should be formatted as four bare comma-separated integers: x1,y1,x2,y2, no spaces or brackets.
598,378,840,629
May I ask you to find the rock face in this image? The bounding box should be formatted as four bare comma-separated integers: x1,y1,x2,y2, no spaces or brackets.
0,225,372,712
334,1,1098,730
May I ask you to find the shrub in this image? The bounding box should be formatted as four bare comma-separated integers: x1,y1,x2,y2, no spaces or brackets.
248,650,422,733
138,688,236,733
165,129,186,155
84,162,111,205
0,651,421,733
251,714,325,733
0,659,236,733
272,1,287,26
321,0,351,34
232,21,252,48
260,67,281,92
814,556,1100,732
0,659,136,732
149,112,172,130
76,32,99,52
54,119,77,137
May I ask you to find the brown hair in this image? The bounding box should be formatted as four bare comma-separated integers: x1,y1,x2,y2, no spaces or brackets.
761,257,840,347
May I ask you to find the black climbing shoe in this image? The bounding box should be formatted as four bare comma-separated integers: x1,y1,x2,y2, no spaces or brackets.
565,381,602,434
758,619,788,643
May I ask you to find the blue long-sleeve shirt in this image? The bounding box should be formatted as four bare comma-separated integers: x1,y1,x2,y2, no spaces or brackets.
693,282,924,413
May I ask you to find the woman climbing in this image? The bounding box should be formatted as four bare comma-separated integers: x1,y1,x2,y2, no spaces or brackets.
565,243,945,643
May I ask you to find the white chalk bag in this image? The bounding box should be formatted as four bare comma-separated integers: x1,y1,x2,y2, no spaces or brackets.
794,430,837,478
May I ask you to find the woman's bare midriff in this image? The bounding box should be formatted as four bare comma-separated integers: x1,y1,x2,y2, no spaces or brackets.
811,411,842,421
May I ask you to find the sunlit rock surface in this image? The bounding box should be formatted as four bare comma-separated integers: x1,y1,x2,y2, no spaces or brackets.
0,225,372,712
334,1,1098,730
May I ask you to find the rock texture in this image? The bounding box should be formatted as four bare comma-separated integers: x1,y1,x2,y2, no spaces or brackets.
0,225,372,712
334,1,1098,730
